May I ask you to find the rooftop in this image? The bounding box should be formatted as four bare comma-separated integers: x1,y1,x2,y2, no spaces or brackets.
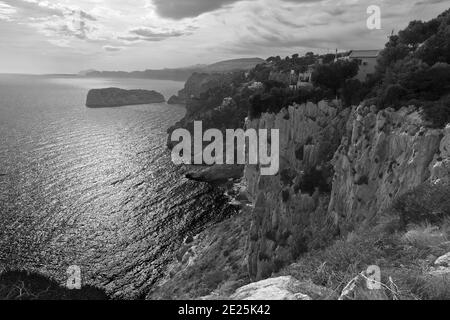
349,50,381,58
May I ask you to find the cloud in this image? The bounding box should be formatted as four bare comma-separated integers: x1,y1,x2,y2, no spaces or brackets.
0,2,16,21
151,0,244,19
128,26,194,41
1,0,65,18
415,0,447,6
0,0,100,42
0,0,448,74
103,45,124,52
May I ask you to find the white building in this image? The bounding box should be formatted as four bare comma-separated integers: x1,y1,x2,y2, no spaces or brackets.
347,50,381,81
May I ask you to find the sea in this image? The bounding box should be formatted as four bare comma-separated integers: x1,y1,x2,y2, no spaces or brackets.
0,74,236,299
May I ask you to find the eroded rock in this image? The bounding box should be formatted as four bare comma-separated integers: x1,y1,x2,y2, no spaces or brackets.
244,100,349,280
329,106,446,234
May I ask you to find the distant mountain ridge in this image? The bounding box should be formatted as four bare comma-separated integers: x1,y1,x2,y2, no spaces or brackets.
80,58,264,81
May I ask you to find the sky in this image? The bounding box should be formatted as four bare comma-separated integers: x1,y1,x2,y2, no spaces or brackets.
0,0,448,74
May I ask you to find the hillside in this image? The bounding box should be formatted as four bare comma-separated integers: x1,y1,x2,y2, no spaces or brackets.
202,58,265,73
81,58,264,82
156,9,450,300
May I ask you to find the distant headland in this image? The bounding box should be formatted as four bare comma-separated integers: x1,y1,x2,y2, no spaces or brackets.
79,58,264,82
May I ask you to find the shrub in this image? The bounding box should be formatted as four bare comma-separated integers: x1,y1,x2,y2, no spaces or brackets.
421,95,450,128
297,168,331,196
312,60,359,95
391,183,450,228
379,84,407,107
402,224,448,249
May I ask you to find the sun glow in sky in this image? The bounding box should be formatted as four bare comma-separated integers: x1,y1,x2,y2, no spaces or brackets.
0,0,448,73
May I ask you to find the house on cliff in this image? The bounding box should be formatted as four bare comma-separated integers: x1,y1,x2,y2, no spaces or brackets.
346,50,381,81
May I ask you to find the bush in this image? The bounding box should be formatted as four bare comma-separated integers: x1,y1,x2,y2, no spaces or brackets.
379,84,407,107
312,60,359,95
297,168,331,196
391,183,450,228
421,96,450,128
342,79,366,107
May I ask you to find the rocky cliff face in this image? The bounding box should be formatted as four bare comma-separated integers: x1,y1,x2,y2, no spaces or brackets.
166,72,248,149
329,106,447,233
244,102,449,281
244,100,350,280
169,72,238,108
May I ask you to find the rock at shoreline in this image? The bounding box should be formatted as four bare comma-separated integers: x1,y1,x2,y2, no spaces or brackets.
185,165,244,185
86,87,165,108
167,95,186,105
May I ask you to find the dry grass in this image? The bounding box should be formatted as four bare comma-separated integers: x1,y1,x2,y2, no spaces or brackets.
0,271,108,300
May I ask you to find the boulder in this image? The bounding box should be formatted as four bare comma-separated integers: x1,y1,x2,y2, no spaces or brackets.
186,165,244,185
230,276,334,300
435,252,450,267
86,88,165,108
429,252,450,277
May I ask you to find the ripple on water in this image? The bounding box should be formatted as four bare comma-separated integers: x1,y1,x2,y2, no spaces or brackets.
0,75,237,299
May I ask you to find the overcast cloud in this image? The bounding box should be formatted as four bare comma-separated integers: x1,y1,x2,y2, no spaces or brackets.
0,0,448,73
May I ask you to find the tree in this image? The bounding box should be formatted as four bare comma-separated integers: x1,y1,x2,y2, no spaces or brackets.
398,20,439,49
311,60,359,95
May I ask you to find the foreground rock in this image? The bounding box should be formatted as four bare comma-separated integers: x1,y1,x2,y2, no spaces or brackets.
429,252,450,277
86,87,165,108
186,165,244,185
230,276,334,300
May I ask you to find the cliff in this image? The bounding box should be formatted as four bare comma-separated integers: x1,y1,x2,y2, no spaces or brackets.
244,100,351,280
243,101,449,283
86,88,165,108
168,72,239,107
329,105,447,233
166,72,249,149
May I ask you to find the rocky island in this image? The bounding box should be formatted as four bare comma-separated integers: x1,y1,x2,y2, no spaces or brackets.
86,88,165,108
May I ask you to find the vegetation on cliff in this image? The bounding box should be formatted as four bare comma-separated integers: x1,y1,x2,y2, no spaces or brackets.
363,9,450,127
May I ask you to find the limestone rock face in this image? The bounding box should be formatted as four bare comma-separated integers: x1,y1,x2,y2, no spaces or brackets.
86,87,165,108
231,276,322,300
430,124,450,185
244,102,449,281
244,100,350,280
328,106,445,233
